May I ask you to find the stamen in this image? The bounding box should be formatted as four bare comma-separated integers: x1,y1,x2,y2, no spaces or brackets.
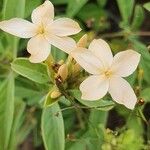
104,70,112,78
37,24,45,34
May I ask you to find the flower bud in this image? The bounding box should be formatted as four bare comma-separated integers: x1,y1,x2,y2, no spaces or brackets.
50,90,61,99
58,59,64,65
73,63,81,74
77,34,88,48
58,64,68,81
138,68,144,81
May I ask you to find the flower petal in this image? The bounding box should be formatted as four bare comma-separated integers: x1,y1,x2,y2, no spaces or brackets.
31,0,54,24
45,34,76,54
80,75,109,100
111,50,141,77
27,35,50,63
109,76,137,109
0,18,37,38
89,39,113,68
50,18,81,36
71,48,104,75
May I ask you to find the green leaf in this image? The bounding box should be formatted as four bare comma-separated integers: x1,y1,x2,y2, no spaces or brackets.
131,5,144,30
130,39,150,61
25,0,42,18
67,0,88,17
2,0,26,58
89,110,108,126
140,88,150,102
143,2,150,11
126,113,143,136
52,46,67,61
97,0,107,7
11,58,49,84
8,100,26,150
0,74,14,150
129,39,150,84
41,103,65,150
117,0,135,24
44,91,60,107
77,3,109,31
69,90,115,111
51,0,68,5
2,0,25,19
68,110,108,150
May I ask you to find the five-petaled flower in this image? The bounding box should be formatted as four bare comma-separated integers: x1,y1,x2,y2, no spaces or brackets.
71,39,141,109
0,0,81,63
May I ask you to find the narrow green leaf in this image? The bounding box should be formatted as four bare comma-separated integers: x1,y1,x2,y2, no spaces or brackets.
129,38,150,61
2,0,26,58
11,58,49,84
143,2,150,11
129,39,150,84
8,100,26,150
117,0,134,24
41,103,65,150
67,0,88,17
131,5,144,30
0,74,14,150
2,0,25,19
69,90,115,110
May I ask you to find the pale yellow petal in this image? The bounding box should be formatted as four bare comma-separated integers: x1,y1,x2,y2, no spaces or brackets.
89,39,113,68
0,18,37,38
71,48,104,75
109,76,137,109
27,35,50,63
58,64,68,81
111,50,141,77
31,0,54,24
45,34,76,54
80,75,109,100
77,34,88,48
50,18,81,36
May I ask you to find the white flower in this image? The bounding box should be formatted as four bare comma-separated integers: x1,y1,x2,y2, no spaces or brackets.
71,39,141,109
0,0,81,63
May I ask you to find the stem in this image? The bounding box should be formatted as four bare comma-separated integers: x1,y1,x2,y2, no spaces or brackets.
56,82,85,129
101,32,123,38
136,31,150,36
13,38,19,59
60,104,115,112
138,109,148,126
101,31,150,38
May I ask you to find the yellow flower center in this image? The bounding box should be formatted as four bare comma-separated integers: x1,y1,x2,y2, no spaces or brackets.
104,70,112,78
37,24,45,35
39,26,45,34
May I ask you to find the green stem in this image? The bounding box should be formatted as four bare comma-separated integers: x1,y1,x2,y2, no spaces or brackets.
138,109,148,125
56,82,85,129
12,38,19,59
101,31,150,38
